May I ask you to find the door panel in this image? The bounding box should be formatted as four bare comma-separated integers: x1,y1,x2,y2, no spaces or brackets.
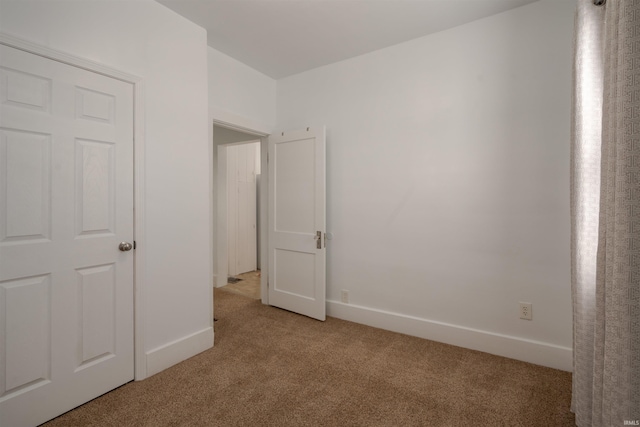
274,138,315,233
76,264,116,367
0,128,51,242
75,139,116,236
274,249,315,297
268,127,326,321
0,44,134,427
1,275,50,395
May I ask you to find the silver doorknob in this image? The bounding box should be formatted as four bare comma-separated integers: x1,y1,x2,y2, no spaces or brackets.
119,242,133,252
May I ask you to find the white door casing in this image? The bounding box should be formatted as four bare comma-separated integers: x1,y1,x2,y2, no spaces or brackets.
0,44,134,426
268,127,326,321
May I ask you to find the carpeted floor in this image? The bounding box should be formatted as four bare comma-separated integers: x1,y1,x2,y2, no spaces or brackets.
43,289,575,426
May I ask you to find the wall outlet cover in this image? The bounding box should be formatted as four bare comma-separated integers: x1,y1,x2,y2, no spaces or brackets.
341,290,349,304
519,302,533,320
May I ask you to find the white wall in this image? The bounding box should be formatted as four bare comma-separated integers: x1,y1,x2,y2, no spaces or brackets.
209,47,276,133
277,0,575,370
1,0,212,377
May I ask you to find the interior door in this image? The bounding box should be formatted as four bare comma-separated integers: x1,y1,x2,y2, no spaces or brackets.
227,145,238,276
236,143,258,274
268,127,326,320
0,44,134,426
227,143,258,276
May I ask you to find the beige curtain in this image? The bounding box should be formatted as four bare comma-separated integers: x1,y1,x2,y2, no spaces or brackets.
571,1,640,426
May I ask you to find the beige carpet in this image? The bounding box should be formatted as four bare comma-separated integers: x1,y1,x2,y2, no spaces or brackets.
44,289,575,426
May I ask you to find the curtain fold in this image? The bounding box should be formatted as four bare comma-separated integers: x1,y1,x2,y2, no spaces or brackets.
571,1,640,426
571,2,604,425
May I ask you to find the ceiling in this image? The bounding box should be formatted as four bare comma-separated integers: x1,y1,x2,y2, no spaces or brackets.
157,0,540,79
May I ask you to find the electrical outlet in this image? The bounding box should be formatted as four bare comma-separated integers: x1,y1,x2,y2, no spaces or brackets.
519,302,533,320
341,290,349,304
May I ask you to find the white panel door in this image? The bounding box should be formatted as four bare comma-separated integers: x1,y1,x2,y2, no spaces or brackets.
268,127,325,321
236,143,258,274
227,145,238,276
0,44,134,427
227,143,258,276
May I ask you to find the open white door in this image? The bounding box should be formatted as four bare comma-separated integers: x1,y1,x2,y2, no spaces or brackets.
268,127,326,320
0,44,134,426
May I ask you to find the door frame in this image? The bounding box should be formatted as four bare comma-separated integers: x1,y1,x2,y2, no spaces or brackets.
212,118,270,303
0,33,149,380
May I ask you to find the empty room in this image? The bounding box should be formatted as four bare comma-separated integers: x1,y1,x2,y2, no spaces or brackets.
0,0,637,426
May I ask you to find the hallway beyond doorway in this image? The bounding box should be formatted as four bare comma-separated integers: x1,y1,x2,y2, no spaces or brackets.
224,270,261,299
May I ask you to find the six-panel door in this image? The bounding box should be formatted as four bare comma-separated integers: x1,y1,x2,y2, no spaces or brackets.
0,44,134,427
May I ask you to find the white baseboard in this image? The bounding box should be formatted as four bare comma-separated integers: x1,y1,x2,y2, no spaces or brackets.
145,327,214,377
327,300,572,372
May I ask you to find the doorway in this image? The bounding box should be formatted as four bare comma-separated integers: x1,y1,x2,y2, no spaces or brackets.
213,124,268,303
212,122,327,320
